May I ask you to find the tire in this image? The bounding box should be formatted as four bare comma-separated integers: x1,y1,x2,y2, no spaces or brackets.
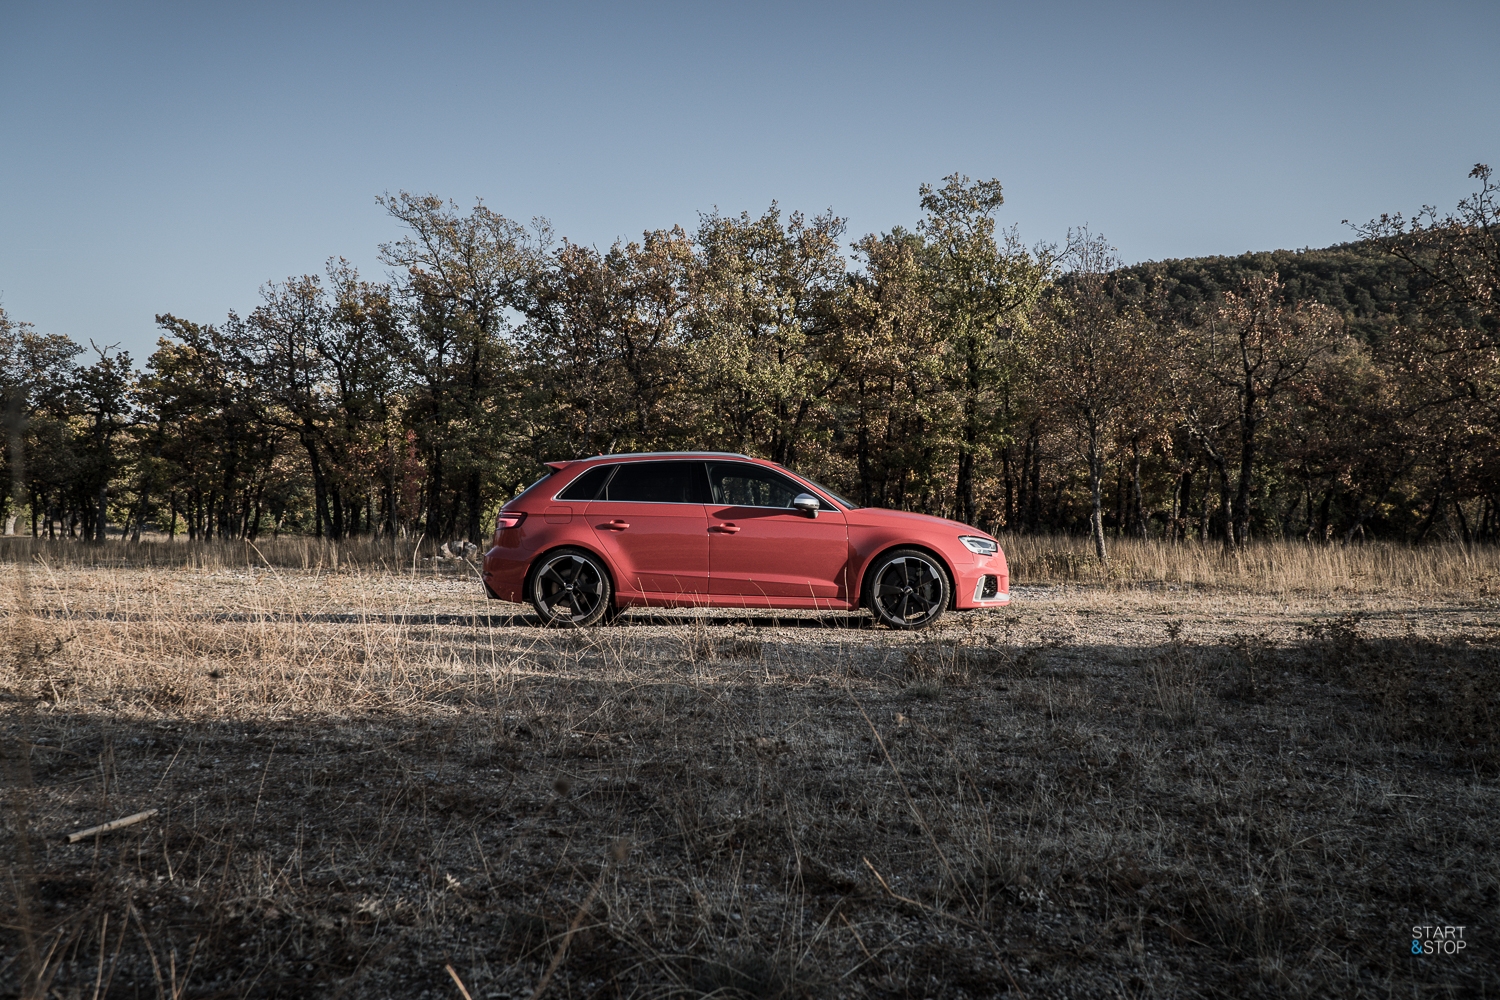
529,548,614,627
865,548,950,630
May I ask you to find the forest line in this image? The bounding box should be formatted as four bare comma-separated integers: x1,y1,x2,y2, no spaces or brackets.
1,167,1496,557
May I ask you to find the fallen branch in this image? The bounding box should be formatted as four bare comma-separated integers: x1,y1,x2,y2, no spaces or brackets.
65,809,158,843
445,964,474,1000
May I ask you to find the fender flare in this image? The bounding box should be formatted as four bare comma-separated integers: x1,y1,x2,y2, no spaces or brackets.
857,543,958,609
523,543,622,605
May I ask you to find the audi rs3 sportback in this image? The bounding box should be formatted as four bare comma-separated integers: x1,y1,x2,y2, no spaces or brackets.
480,452,1010,629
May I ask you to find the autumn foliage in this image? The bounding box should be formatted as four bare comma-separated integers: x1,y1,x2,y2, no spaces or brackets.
3,169,1496,553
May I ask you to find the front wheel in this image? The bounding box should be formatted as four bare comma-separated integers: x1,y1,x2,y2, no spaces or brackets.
529,548,613,627
866,549,949,630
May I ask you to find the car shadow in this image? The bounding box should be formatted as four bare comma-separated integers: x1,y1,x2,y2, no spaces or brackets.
35,608,878,629
610,610,875,629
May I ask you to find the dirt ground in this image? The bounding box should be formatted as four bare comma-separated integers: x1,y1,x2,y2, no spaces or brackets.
2,564,1497,998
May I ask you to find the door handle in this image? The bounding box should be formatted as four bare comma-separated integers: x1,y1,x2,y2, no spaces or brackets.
602,520,630,531
710,523,740,533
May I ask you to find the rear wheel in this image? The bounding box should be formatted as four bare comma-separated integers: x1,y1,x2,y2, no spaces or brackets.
866,548,949,630
529,548,613,627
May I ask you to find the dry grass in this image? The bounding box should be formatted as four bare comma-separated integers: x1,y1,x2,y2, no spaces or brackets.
6,534,1498,597
1000,534,1500,597
1,546,1498,998
0,536,442,574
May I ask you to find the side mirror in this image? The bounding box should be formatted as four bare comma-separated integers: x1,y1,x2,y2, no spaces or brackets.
792,493,821,517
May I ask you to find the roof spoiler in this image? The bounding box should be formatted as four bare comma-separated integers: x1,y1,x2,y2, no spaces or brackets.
544,460,571,473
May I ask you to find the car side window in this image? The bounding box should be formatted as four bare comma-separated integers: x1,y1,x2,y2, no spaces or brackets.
604,461,711,504
708,463,805,509
556,464,615,501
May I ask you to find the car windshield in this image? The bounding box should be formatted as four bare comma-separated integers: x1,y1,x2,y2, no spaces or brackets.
798,475,859,510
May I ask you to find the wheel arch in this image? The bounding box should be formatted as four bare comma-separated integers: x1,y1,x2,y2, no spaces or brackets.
857,542,959,608
524,542,621,603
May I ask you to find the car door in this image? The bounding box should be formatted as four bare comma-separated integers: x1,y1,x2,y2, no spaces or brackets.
583,461,711,599
705,462,850,601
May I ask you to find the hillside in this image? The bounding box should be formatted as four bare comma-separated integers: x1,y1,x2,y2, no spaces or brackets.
1113,239,1417,343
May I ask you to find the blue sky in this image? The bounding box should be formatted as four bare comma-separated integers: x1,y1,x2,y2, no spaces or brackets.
2,1,1497,359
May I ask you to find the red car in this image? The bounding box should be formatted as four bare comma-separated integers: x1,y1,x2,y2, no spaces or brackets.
481,452,1010,629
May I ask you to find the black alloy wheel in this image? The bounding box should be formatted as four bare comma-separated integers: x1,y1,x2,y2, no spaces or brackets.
530,549,613,627
867,548,949,630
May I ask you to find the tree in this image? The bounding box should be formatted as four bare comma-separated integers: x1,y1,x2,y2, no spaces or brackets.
526,227,698,458
68,345,135,541
691,205,847,468
0,307,81,535
379,193,545,542
1356,164,1500,542
830,228,947,509
1035,230,1155,563
146,316,286,540
917,174,1049,524
1175,275,1347,546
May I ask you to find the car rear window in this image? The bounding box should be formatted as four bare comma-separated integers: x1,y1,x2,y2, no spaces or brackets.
556,464,615,501
604,461,711,504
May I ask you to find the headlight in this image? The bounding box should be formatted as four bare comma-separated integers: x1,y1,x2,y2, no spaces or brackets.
960,535,997,556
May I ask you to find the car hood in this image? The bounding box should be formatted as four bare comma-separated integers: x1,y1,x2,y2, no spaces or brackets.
845,506,985,538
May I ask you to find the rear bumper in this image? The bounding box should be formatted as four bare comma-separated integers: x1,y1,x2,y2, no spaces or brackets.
482,546,531,603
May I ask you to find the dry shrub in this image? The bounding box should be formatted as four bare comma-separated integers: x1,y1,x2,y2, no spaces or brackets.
675,628,766,663
1218,631,1283,703
1179,879,1301,962
1142,622,1204,725
902,635,977,693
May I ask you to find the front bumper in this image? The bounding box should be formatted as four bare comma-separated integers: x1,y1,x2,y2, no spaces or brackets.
951,554,1010,610
970,573,1010,604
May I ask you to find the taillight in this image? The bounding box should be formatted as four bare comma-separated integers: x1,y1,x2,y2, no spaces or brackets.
496,512,526,530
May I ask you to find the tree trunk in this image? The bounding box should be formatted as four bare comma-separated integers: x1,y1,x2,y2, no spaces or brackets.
130,492,145,541
1174,461,1197,543
1232,411,1257,547
1130,438,1147,539
425,452,445,543
1453,496,1474,547
1215,459,1234,549
1086,415,1108,565
1198,470,1213,543
467,469,482,543
1001,444,1013,529
956,446,975,526
249,483,264,541
330,485,345,541
1026,429,1042,532
1017,429,1034,530
1413,482,1444,543
854,377,873,508
304,438,331,540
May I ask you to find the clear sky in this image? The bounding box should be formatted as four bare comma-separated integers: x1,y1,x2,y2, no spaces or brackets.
2,1,1497,359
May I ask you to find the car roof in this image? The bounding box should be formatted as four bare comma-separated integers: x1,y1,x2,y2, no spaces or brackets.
588,451,752,460
560,451,759,465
